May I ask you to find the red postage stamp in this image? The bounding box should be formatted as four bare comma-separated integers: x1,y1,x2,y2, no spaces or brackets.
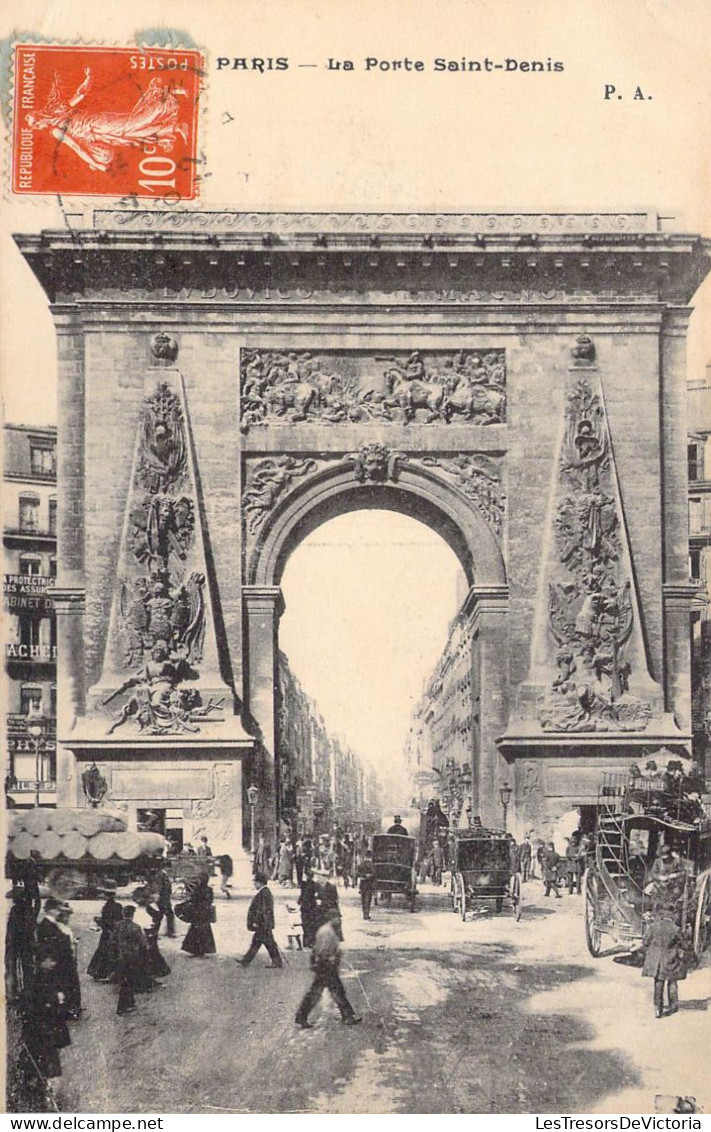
12,44,203,200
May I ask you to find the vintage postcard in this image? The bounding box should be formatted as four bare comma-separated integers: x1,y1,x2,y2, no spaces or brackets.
1,0,710,1119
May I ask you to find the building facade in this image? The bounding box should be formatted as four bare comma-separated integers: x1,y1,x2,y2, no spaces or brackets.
405,607,476,827
689,364,711,779
14,209,710,854
278,651,382,833
3,424,57,807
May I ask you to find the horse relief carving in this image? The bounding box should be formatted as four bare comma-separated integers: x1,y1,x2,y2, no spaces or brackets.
240,348,506,429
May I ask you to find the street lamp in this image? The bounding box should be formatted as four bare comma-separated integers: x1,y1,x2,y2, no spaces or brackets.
499,782,513,832
247,784,259,855
27,716,44,809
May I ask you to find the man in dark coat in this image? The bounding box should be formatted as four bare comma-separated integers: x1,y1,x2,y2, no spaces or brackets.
236,873,283,968
642,905,686,1018
542,843,562,898
430,839,446,886
6,887,36,999
115,906,149,1016
386,815,409,836
314,867,343,937
356,851,375,919
298,868,320,947
36,899,81,1019
519,836,532,882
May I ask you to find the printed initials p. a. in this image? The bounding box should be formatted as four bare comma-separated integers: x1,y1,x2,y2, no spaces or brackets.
604,84,653,101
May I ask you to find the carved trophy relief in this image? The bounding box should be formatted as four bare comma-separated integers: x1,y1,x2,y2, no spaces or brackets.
137,382,187,493
240,348,506,430
539,367,651,733
98,373,226,736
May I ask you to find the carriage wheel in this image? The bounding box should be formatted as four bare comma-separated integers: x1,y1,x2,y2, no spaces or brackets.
583,868,602,957
450,879,457,913
693,872,711,958
512,873,523,922
459,873,467,922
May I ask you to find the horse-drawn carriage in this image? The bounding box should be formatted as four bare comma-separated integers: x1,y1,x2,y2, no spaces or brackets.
372,834,418,912
584,770,711,959
450,827,522,922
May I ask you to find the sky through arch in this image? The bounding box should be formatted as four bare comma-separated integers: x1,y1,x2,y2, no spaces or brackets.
279,509,467,805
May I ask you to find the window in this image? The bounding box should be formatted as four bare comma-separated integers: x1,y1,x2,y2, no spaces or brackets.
19,494,40,532
48,498,57,535
690,549,701,580
30,444,56,476
19,617,42,649
19,556,42,576
20,685,42,715
689,498,701,535
49,557,57,578
688,443,699,483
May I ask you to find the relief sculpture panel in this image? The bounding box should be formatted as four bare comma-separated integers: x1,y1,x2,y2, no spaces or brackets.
240,348,506,430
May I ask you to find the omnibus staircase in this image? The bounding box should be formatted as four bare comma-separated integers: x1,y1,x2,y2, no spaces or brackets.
594,775,646,940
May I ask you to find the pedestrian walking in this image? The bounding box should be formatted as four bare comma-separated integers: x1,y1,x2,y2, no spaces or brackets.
519,836,532,882
87,888,123,982
356,850,375,920
196,834,212,858
133,890,171,983
5,886,36,1000
181,873,217,958
565,833,583,895
295,910,361,1029
430,839,445,886
37,899,82,1021
642,904,687,1018
253,833,271,878
294,840,304,887
236,872,283,967
115,906,149,1016
218,853,234,898
276,839,294,886
542,843,562,898
155,867,176,937
315,866,342,934
21,949,71,1097
299,868,320,948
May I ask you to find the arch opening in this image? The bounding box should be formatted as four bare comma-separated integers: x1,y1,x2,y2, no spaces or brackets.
277,509,468,820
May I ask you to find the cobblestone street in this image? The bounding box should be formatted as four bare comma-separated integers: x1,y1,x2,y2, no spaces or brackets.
50,878,710,1114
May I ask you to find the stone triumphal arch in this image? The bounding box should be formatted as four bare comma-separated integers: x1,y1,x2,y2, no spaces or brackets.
16,210,710,861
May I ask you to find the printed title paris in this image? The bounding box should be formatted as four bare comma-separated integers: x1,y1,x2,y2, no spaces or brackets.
215,56,565,73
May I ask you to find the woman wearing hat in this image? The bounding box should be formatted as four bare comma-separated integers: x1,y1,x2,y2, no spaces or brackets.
87,886,123,982
181,873,217,958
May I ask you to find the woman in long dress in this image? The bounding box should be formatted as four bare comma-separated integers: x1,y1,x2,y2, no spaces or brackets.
181,874,216,957
132,890,171,987
87,891,123,982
